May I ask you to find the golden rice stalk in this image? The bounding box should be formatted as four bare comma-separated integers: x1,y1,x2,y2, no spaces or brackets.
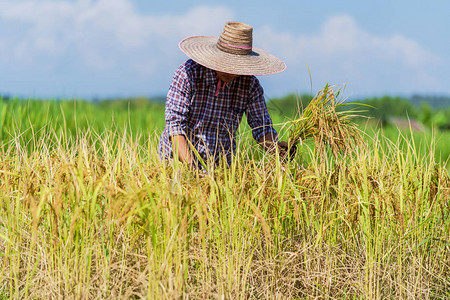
287,84,365,160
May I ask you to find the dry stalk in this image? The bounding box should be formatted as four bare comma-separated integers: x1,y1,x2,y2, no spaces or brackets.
287,84,365,161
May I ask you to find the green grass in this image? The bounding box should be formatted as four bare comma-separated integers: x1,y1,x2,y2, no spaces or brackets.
0,97,166,146
0,97,449,298
374,125,450,170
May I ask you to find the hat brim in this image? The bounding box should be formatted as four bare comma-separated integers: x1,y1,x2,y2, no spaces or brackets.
179,36,286,76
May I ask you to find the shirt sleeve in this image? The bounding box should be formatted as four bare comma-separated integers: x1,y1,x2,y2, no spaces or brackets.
245,77,278,142
164,64,192,138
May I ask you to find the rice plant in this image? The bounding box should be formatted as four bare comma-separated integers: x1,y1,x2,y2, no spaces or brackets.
0,96,449,299
286,84,365,160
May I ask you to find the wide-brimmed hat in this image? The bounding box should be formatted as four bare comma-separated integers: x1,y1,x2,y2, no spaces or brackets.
179,21,286,76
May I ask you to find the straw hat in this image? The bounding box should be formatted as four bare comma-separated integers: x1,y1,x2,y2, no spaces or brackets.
179,21,286,76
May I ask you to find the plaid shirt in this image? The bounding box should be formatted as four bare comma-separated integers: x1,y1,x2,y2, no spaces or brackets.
158,59,277,165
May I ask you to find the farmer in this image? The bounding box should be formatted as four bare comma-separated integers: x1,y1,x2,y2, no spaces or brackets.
158,21,291,169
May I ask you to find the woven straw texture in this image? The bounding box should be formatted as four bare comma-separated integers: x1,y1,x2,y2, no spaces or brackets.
179,22,286,76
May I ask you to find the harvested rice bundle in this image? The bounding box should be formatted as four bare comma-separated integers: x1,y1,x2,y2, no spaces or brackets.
287,84,364,160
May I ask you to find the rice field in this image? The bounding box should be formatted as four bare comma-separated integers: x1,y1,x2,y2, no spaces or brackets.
0,97,449,299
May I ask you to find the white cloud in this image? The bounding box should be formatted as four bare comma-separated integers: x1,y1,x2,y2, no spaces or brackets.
256,15,442,95
0,0,233,72
0,2,444,97
257,15,441,68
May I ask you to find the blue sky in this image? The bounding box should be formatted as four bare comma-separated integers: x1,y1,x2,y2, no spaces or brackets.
0,0,449,100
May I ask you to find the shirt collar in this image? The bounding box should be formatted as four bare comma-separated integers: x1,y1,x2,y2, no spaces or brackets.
205,68,239,90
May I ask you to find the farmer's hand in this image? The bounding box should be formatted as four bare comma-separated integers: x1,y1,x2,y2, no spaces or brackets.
172,134,195,167
258,132,279,154
278,141,289,157
258,133,296,160
278,141,297,161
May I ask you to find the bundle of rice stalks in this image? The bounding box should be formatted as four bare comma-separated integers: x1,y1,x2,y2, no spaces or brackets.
287,84,365,160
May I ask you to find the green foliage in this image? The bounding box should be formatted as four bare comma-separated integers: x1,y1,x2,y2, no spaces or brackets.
268,93,450,129
351,96,450,129
0,97,166,149
411,94,450,109
359,96,418,119
267,93,313,119
417,103,450,128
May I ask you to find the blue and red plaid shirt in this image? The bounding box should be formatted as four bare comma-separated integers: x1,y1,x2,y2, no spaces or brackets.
158,59,277,165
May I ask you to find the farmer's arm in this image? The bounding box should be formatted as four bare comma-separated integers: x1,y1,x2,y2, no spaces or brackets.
246,77,288,156
172,134,193,166
165,63,194,166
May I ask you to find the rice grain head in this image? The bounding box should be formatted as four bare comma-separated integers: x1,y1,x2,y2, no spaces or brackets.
287,84,364,160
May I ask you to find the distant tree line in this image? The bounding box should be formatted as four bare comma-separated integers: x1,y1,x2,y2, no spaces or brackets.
268,94,450,129
354,95,450,129
1,93,449,129
410,95,450,109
